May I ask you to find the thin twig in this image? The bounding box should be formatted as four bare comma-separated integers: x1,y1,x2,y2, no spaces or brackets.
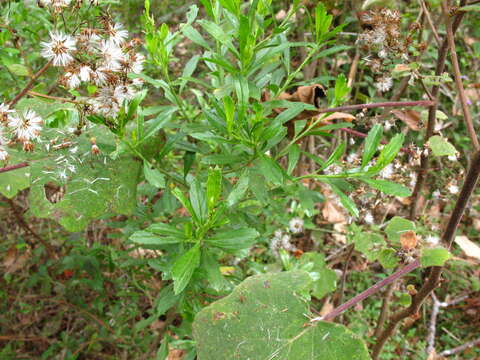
442,0,480,150
318,100,435,115
311,259,421,323
418,0,442,46
0,161,29,174
6,197,57,259
373,283,396,338
372,150,480,359
439,338,480,357
335,244,355,323
9,59,53,107
27,91,83,105
427,293,468,355
409,1,468,219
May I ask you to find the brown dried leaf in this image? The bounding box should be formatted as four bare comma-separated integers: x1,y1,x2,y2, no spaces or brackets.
454,235,480,261
400,231,418,250
391,109,421,131
3,247,30,274
319,297,334,319
322,112,355,122
168,348,186,360
322,200,346,224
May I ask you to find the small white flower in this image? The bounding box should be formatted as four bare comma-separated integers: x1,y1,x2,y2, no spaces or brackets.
324,164,341,175
378,49,388,59
289,217,304,234
0,103,14,122
379,163,394,179
64,71,81,89
364,211,374,225
122,52,145,74
99,40,125,70
376,77,393,92
432,190,441,199
346,153,358,164
0,147,8,161
107,23,129,45
447,154,457,161
79,65,93,82
8,109,43,142
448,184,459,194
41,31,76,66
425,235,440,246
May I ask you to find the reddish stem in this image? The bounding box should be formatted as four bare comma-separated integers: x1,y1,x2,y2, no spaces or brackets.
0,161,29,174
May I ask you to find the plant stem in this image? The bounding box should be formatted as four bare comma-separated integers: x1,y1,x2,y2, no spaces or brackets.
442,0,480,150
409,1,467,219
311,259,421,323
317,100,435,115
0,161,29,174
27,91,83,104
9,59,53,107
372,150,480,359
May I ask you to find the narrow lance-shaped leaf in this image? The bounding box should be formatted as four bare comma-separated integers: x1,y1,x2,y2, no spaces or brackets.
361,178,412,197
362,124,383,167
206,167,222,214
172,243,201,294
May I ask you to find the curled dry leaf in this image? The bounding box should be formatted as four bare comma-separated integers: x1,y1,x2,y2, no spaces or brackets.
454,235,480,261
391,109,422,131
400,230,418,250
322,200,347,224
322,112,356,122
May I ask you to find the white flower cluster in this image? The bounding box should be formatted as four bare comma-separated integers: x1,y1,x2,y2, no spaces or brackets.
40,21,144,118
269,218,304,257
0,103,43,158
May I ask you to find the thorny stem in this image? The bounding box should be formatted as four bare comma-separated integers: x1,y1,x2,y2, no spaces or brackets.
409,0,467,220
372,150,480,359
8,59,53,107
442,0,480,150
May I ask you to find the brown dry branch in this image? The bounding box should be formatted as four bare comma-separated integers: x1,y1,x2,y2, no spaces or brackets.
409,0,468,219
372,150,480,359
9,59,53,107
442,0,480,150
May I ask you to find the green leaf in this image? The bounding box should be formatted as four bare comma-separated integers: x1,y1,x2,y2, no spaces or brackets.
361,178,412,197
353,231,385,262
202,250,229,291
428,135,457,157
333,73,350,106
144,162,166,188
227,171,249,206
258,155,285,186
189,178,208,224
362,124,383,167
287,144,301,175
172,187,198,223
372,133,404,172
7,64,30,76
421,247,451,267
299,252,337,299
206,228,259,252
130,230,183,245
147,223,186,237
0,150,30,198
193,271,370,360
378,248,399,269
27,127,140,232
326,180,359,217
206,167,222,213
385,216,415,242
172,243,201,294
459,4,480,11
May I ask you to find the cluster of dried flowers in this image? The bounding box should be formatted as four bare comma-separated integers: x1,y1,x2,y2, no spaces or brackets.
0,1,145,162
356,8,416,93
40,20,145,118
